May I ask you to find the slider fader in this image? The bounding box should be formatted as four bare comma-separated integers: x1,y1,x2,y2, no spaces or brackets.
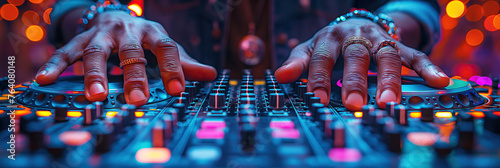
1,69,500,167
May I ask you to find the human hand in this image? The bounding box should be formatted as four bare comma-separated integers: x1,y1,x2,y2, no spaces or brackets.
275,18,449,111
35,11,217,106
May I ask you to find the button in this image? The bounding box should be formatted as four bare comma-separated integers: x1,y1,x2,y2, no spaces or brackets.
384,123,402,153
209,93,226,109
185,85,198,98
361,105,375,126
152,120,166,147
297,85,306,100
331,120,345,147
385,102,397,117
93,101,104,119
83,104,97,125
304,92,314,105
162,114,173,139
176,96,189,108
269,92,285,109
165,108,178,129
315,108,333,122
393,105,408,126
307,97,321,108
121,104,136,126
94,126,115,153
310,103,324,120
240,123,256,152
54,107,68,122
172,103,186,121
420,104,434,122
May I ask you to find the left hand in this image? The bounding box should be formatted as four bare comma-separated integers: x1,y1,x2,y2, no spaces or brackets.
274,18,449,111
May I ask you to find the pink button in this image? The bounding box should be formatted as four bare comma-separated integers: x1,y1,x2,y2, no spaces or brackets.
328,148,362,162
272,129,300,139
196,129,225,139
201,120,226,129
270,120,295,129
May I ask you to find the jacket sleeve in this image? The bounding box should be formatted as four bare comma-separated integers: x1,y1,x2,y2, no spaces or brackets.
49,0,95,46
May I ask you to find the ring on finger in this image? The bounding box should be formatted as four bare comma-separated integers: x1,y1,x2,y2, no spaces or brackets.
342,36,373,56
119,58,148,69
372,40,399,57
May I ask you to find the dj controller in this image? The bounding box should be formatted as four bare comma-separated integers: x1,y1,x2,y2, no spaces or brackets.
1,69,500,167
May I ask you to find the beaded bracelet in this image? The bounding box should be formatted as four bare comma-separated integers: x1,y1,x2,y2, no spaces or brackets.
329,10,400,41
78,0,137,34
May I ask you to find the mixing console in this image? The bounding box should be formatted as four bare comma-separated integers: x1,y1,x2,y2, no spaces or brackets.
1,70,500,167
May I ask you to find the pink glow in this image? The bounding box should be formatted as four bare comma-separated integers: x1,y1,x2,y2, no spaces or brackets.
272,129,300,139
469,75,480,82
270,120,295,129
476,77,492,86
336,79,342,87
196,129,225,139
201,120,226,129
328,148,362,162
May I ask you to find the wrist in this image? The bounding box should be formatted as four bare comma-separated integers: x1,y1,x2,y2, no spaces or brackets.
387,12,421,49
78,0,136,34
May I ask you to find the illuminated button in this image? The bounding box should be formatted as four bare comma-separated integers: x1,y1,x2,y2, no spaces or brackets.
196,129,225,139
152,120,166,147
201,119,226,129
136,148,171,163
67,111,82,118
54,107,68,122
468,111,485,118
407,132,438,146
36,110,52,117
304,92,314,105
269,92,285,109
187,146,221,162
272,129,300,139
59,131,92,146
328,148,362,162
354,112,363,118
409,112,422,118
270,119,295,129
435,111,452,118
134,111,145,118
106,111,118,118
420,105,434,122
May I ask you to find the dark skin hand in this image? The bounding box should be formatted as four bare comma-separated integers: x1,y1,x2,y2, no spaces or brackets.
275,12,449,111
35,11,217,107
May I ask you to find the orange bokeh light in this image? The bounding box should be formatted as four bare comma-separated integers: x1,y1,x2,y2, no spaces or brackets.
452,63,480,79
494,14,500,29
485,15,498,31
354,112,363,118
43,8,52,24
465,29,483,46
435,111,453,118
441,14,458,30
8,0,24,6
59,131,92,146
26,25,44,42
22,11,40,26
446,1,466,18
1,4,19,21
128,4,142,16
135,111,144,117
483,1,500,16
29,0,44,4
106,111,118,117
67,111,82,117
36,110,52,117
409,112,422,118
467,112,485,118
465,5,484,22
136,148,171,163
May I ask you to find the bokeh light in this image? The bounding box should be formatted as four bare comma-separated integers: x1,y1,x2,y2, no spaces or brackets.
25,25,44,42
7,0,25,6
446,1,466,18
484,15,498,31
43,8,52,24
483,1,499,16
452,63,481,79
465,5,483,22
1,4,19,21
29,0,44,4
128,4,143,16
465,29,483,46
494,14,500,30
22,11,40,26
441,14,458,30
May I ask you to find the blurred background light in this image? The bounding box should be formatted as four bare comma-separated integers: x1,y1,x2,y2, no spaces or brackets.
442,14,459,30
43,8,51,24
25,25,44,42
7,0,24,6
446,0,466,18
465,4,483,22
465,29,483,46
482,1,499,16
21,10,39,26
484,15,498,31
1,4,19,21
29,0,44,4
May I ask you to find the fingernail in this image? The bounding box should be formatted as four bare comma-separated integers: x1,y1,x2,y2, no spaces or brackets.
167,79,183,94
37,70,47,77
345,92,364,109
379,90,397,104
313,89,328,105
437,72,448,78
129,89,146,104
89,82,105,96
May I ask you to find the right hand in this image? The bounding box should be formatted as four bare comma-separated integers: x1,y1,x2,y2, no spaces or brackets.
35,11,217,106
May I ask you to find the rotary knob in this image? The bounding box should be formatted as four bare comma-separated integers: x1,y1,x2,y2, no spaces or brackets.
269,92,285,109
210,93,226,109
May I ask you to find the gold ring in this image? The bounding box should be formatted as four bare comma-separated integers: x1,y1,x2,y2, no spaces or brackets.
372,40,399,55
342,36,373,55
119,58,148,69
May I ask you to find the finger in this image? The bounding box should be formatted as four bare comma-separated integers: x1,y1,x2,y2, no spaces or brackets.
399,45,449,88
36,30,95,84
373,44,402,109
306,38,340,105
177,44,217,81
118,35,150,106
275,40,312,84
83,33,113,102
143,27,185,96
342,44,371,111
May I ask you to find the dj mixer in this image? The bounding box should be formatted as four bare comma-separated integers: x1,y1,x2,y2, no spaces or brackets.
1,69,500,167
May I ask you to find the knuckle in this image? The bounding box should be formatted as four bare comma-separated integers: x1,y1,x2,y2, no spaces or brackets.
411,51,428,62
312,49,334,63
309,69,331,88
119,44,143,55
156,37,177,50
345,46,369,59
159,59,179,73
83,45,106,58
343,72,367,90
85,67,105,78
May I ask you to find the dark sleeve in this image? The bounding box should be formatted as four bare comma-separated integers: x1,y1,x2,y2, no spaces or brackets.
375,0,441,54
49,0,95,45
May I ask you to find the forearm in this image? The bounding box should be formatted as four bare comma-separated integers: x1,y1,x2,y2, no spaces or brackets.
388,12,421,49
49,0,94,46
